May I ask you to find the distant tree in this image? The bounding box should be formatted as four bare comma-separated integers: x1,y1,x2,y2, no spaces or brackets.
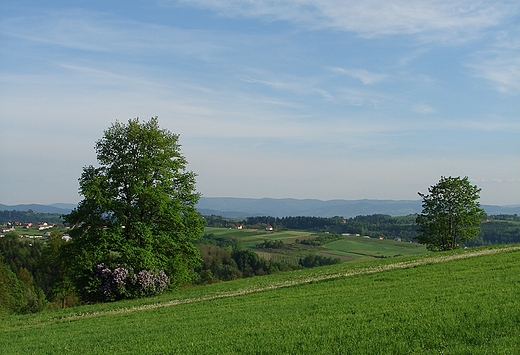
0,237,48,315
416,176,485,251
40,231,78,307
64,117,204,301
0,261,26,316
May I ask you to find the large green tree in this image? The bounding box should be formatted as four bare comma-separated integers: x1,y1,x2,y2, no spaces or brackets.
65,117,204,300
416,176,485,251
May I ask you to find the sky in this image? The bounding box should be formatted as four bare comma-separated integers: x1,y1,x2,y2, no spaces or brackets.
0,0,519,206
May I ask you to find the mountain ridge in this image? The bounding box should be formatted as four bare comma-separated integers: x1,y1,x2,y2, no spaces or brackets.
2,198,519,219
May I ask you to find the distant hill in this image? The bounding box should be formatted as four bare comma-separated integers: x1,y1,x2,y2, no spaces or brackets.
0,203,75,214
196,198,420,218
196,197,520,219
2,199,519,219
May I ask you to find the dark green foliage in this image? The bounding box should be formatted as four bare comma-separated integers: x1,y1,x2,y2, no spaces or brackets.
244,216,342,230
416,176,486,251
468,216,520,246
241,215,419,241
232,250,269,277
0,238,48,315
336,214,419,240
0,233,45,280
39,231,78,307
64,117,204,301
0,261,27,315
195,244,290,282
203,215,237,228
0,233,49,304
299,254,341,267
194,233,242,251
197,244,241,282
194,235,298,283
256,239,284,249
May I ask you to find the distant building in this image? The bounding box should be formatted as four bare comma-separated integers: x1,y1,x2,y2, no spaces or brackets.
265,225,274,231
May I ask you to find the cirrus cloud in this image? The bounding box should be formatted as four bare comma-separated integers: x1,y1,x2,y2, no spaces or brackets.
172,0,518,41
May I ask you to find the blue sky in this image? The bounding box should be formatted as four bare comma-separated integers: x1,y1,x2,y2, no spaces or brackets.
1,0,519,206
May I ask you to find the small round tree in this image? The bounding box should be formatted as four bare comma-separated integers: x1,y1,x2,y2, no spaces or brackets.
65,117,204,301
416,176,485,251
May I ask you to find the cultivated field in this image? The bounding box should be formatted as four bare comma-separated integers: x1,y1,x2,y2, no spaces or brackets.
204,227,428,261
2,245,519,354
205,227,316,248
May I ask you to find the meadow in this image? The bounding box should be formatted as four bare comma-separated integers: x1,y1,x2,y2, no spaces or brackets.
322,236,428,260
2,245,519,354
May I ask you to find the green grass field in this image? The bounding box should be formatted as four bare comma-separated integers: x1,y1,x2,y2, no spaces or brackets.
2,245,519,354
205,227,317,248
323,236,427,259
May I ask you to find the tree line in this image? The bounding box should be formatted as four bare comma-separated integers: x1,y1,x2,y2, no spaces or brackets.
206,214,519,246
0,210,64,224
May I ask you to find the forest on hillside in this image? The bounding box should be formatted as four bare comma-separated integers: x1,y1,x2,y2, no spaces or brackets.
0,210,65,224
2,210,519,245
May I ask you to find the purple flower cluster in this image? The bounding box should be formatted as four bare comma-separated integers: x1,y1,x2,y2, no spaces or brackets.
128,269,170,297
93,264,170,301
94,263,129,300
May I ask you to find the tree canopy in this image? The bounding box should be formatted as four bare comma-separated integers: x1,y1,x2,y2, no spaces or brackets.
416,176,485,251
65,117,204,301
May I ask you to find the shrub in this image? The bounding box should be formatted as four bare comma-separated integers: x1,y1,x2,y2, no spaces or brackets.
92,263,170,302
127,269,170,298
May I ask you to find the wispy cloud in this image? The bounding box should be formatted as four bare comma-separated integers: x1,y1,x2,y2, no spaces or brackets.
468,53,520,93
1,9,224,58
172,0,518,41
465,26,520,93
238,70,335,102
330,67,387,84
413,103,436,114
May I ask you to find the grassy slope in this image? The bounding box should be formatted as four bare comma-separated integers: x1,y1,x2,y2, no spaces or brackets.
2,246,520,354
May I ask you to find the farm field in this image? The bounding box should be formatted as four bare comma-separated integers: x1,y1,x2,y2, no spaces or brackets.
204,227,315,248
2,245,520,354
204,227,428,261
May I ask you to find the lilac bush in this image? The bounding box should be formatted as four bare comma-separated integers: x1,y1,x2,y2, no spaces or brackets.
128,269,170,297
93,264,170,301
94,263,129,301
